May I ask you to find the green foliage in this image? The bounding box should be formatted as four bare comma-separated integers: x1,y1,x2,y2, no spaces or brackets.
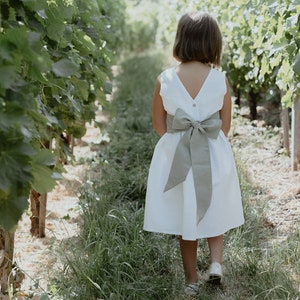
0,128,33,229
155,0,300,108
121,0,160,53
30,149,62,194
0,0,126,230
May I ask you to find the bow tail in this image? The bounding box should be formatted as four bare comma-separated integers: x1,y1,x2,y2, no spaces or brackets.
191,134,212,224
164,130,192,192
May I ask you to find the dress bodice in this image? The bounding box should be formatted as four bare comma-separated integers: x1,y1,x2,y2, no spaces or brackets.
159,67,226,121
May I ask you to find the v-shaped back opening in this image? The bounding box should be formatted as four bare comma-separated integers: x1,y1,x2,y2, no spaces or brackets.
174,66,212,101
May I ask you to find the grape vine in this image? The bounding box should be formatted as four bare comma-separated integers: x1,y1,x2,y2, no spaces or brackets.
0,0,126,230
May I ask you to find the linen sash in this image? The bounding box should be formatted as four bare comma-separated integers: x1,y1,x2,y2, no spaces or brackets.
164,108,222,224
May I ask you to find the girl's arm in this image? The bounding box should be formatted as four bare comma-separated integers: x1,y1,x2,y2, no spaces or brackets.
152,78,167,136
219,78,232,137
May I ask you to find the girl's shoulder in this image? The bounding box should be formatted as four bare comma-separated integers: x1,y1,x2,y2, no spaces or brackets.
211,67,226,77
160,66,175,77
210,68,227,87
158,67,176,97
210,68,227,95
158,67,176,84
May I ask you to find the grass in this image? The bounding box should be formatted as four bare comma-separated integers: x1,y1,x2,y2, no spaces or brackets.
52,53,300,300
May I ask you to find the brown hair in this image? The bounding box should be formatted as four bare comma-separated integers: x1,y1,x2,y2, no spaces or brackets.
173,12,222,66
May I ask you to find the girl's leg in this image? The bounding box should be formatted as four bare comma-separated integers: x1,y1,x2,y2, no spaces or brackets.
207,235,223,263
179,236,198,283
206,235,224,284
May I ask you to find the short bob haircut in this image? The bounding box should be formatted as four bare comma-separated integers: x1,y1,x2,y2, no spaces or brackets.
173,12,222,66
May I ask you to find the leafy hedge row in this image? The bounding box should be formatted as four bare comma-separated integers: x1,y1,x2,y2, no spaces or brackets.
0,0,125,229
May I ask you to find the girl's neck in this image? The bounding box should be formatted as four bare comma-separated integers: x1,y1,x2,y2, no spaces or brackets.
181,60,207,65
179,61,212,70
180,60,212,68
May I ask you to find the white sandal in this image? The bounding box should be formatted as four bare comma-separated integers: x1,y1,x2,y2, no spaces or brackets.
205,262,223,285
184,282,199,296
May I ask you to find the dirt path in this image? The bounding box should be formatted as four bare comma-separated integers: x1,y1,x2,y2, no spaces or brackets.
232,115,300,237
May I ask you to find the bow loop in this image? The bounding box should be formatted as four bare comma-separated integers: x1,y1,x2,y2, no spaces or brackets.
164,108,222,223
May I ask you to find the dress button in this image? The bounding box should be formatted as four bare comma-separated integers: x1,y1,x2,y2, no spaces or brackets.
193,103,196,107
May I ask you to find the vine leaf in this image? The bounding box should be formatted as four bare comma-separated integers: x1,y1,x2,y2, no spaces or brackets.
0,191,29,231
52,59,79,77
0,138,34,192
0,66,16,89
30,149,61,194
293,54,300,75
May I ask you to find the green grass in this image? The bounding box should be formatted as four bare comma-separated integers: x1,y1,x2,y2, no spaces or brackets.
52,53,300,300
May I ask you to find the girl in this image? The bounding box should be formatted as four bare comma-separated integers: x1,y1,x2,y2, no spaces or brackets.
143,11,244,296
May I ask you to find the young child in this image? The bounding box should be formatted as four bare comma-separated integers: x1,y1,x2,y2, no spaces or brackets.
143,11,244,296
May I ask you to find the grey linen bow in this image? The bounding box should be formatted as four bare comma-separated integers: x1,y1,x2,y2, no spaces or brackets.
164,108,222,223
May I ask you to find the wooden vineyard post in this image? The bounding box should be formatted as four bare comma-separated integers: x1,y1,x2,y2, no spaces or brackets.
39,193,47,238
30,190,40,237
0,229,15,294
248,90,258,120
292,94,300,171
67,134,75,154
281,106,290,156
30,191,47,238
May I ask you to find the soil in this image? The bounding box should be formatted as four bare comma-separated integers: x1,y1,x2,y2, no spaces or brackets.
2,105,300,299
232,107,300,236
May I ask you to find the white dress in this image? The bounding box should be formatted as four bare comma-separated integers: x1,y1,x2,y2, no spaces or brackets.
143,67,244,240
